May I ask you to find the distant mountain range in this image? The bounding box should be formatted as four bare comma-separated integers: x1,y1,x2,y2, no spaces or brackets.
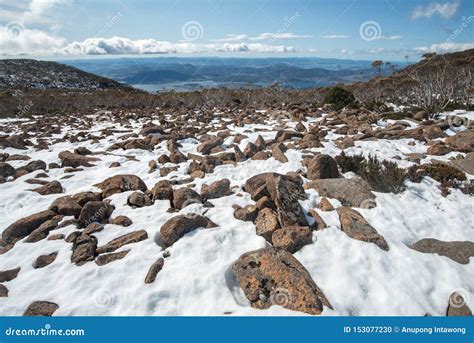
63,57,402,91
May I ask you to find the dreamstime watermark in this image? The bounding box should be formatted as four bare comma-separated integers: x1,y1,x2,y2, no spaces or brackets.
270,287,292,307
5,323,85,337
440,16,474,49
0,192,36,220
93,288,116,308
267,11,300,45
449,289,470,309
359,21,381,41
446,114,471,132
181,21,204,41
4,21,24,39
97,11,123,37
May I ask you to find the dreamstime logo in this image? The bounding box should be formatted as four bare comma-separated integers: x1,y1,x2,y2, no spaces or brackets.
93,288,116,308
440,16,474,50
359,21,381,41
0,193,35,220
181,21,204,41
446,114,470,132
449,289,470,308
270,287,291,307
5,21,24,38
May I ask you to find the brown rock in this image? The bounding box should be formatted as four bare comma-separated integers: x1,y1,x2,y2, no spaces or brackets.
307,154,339,180
48,234,65,241
83,223,104,235
31,180,63,195
49,196,82,217
0,162,16,179
110,215,132,227
0,284,8,297
234,205,259,222
35,252,58,268
255,208,280,242
2,210,56,244
26,215,62,243
145,258,164,284
410,239,474,264
96,230,148,254
71,233,97,265
272,143,288,163
309,210,327,231
94,174,147,197
305,177,376,208
319,198,334,211
197,136,223,155
201,179,231,200
78,201,114,228
0,267,20,282
160,214,215,246
451,152,474,175
243,142,259,158
127,191,153,207
232,247,331,315
151,181,173,201
59,150,99,168
337,207,389,251
446,292,472,316
95,250,130,266
23,301,59,316
427,142,451,155
72,191,102,206
272,226,312,253
445,130,474,152
172,187,201,209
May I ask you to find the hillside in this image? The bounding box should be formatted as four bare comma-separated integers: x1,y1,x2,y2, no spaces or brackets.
0,59,133,91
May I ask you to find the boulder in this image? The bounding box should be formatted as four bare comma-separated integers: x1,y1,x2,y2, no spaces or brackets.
232,247,331,315
127,191,153,207
304,177,376,208
72,191,102,206
197,137,223,155
26,160,46,172
160,214,215,246
413,111,428,121
0,284,8,297
59,151,99,168
23,301,59,316
0,162,16,180
446,292,472,316
172,187,201,209
307,154,339,180
272,226,312,253
319,198,334,211
151,181,173,201
26,215,62,243
272,143,288,163
31,180,63,195
145,258,165,284
255,208,280,242
2,210,56,244
35,252,58,268
445,130,474,153
49,196,82,217
233,205,259,222
451,152,474,175
201,179,231,200
95,250,130,266
0,267,21,282
427,142,451,156
94,174,147,197
83,223,104,235
71,233,97,265
78,201,114,228
336,207,389,251
96,230,148,254
410,239,474,264
110,215,132,227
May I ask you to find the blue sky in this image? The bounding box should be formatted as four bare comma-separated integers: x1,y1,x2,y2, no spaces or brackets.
0,0,473,60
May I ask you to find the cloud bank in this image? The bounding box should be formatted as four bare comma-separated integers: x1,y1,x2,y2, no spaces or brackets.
411,1,460,20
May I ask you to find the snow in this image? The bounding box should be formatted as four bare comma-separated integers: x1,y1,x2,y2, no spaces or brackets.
0,110,473,316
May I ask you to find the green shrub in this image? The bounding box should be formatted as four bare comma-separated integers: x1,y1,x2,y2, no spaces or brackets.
323,86,355,110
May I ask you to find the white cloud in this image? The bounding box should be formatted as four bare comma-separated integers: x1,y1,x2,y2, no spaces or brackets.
377,35,402,40
0,34,296,55
414,42,474,53
213,32,312,42
411,1,460,20
0,25,66,55
0,0,69,24
321,34,349,39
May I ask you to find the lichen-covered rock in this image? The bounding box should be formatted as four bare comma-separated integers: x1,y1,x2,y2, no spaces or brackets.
78,201,114,228
201,179,231,200
94,174,147,197
410,239,474,265
160,214,215,246
272,226,312,253
172,187,201,209
2,210,56,244
336,207,389,251
306,154,339,180
233,205,259,222
232,247,331,315
255,208,280,242
23,301,59,316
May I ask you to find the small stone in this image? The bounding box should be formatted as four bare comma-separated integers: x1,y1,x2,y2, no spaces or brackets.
272,226,312,253
95,250,130,266
145,258,165,284
35,252,58,268
23,301,59,316
0,267,21,282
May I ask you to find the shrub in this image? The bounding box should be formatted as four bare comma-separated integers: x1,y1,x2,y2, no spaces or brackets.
336,152,406,193
382,112,412,120
323,86,355,110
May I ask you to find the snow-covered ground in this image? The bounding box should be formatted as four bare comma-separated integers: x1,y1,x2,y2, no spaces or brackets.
0,109,473,316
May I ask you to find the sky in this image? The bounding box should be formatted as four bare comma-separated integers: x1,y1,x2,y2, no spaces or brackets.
0,0,473,61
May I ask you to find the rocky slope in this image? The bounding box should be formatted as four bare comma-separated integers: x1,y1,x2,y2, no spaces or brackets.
0,59,132,91
0,105,473,316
